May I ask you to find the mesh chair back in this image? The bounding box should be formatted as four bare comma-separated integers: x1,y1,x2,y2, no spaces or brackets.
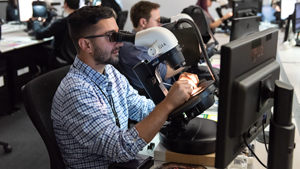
22,65,70,169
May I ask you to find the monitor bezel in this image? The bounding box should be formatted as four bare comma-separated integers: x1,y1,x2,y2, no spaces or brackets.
215,28,279,168
230,15,261,41
232,0,261,18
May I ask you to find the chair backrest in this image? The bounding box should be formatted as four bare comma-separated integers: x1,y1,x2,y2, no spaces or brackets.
60,34,77,64
182,5,212,43
22,65,71,169
116,10,128,30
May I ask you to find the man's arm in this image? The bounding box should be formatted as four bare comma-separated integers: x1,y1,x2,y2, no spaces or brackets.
134,80,192,143
164,65,185,80
32,19,66,39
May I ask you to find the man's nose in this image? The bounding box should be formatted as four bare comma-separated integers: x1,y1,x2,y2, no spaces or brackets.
117,42,124,47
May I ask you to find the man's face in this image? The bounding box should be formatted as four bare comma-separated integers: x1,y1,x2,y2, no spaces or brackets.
207,0,212,7
90,18,123,65
144,8,162,29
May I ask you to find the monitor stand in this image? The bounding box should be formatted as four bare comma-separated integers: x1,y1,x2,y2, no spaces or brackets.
267,80,295,169
295,33,300,46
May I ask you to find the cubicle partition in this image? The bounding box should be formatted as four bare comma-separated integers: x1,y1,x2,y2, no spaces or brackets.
0,1,7,21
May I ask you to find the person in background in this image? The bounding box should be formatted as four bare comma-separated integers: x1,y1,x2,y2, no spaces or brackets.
31,0,79,69
6,0,19,22
51,5,196,169
118,1,185,92
101,0,122,14
196,0,232,30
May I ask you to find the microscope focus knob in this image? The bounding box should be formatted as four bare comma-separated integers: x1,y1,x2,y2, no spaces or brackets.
148,46,159,56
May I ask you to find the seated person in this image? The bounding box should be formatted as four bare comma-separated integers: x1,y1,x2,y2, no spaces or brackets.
196,0,232,31
31,0,79,67
51,5,196,168
6,0,19,22
118,1,185,90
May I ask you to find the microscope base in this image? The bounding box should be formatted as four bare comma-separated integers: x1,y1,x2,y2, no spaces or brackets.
159,118,217,155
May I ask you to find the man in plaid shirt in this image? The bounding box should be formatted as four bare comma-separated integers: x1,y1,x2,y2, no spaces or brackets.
51,5,194,169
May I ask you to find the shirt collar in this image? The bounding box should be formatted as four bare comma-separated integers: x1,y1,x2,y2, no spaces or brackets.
131,29,137,34
73,56,110,87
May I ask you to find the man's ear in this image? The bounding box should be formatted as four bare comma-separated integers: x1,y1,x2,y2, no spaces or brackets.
78,38,93,53
139,18,147,28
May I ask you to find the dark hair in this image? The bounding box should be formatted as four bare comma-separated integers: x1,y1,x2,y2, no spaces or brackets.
196,0,209,13
196,0,214,22
65,0,80,10
67,6,116,52
130,1,160,28
7,0,17,8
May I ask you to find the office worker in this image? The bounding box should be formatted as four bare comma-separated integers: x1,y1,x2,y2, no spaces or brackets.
6,0,19,22
31,0,79,67
196,0,232,30
51,6,194,169
118,1,185,91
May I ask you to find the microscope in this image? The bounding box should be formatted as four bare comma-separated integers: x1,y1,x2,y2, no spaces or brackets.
215,0,232,33
114,19,218,155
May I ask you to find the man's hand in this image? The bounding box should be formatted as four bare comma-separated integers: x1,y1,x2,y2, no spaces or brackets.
163,80,193,111
30,17,46,22
178,72,201,95
223,12,233,20
178,72,199,88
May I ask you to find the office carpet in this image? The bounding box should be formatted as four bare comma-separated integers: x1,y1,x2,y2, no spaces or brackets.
0,103,49,169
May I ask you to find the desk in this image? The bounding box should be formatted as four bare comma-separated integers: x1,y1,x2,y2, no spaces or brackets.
0,23,52,114
139,29,300,169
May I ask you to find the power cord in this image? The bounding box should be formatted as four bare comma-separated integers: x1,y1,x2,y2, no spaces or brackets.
262,122,269,153
243,136,267,168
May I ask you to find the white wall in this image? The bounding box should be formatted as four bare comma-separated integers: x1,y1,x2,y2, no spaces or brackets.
45,0,65,16
120,0,232,31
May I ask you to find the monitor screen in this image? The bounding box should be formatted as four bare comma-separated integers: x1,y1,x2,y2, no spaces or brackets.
230,15,261,41
281,0,297,20
215,28,279,168
293,3,300,33
232,0,262,18
32,4,47,18
93,0,101,6
18,0,35,22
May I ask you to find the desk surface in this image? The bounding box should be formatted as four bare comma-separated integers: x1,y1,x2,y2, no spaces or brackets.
0,23,53,53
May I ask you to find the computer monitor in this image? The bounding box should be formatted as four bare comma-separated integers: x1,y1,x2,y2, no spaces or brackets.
281,0,297,20
18,0,35,22
215,28,279,168
293,3,300,34
32,1,47,18
230,15,261,41
93,0,101,6
232,0,262,18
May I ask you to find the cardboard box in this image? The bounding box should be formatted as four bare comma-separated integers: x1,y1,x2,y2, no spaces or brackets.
154,142,215,167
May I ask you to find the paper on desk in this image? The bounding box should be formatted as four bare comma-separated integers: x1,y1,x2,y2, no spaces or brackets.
198,114,218,121
0,38,31,47
0,76,4,87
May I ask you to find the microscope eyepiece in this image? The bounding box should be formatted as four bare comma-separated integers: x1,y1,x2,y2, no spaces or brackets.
111,30,136,43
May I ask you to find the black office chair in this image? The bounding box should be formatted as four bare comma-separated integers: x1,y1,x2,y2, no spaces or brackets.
116,10,128,30
0,141,12,153
59,34,77,64
182,5,212,44
22,65,71,169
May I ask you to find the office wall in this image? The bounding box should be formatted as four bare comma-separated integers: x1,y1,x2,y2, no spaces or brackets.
120,0,231,31
45,0,65,17
0,1,7,20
